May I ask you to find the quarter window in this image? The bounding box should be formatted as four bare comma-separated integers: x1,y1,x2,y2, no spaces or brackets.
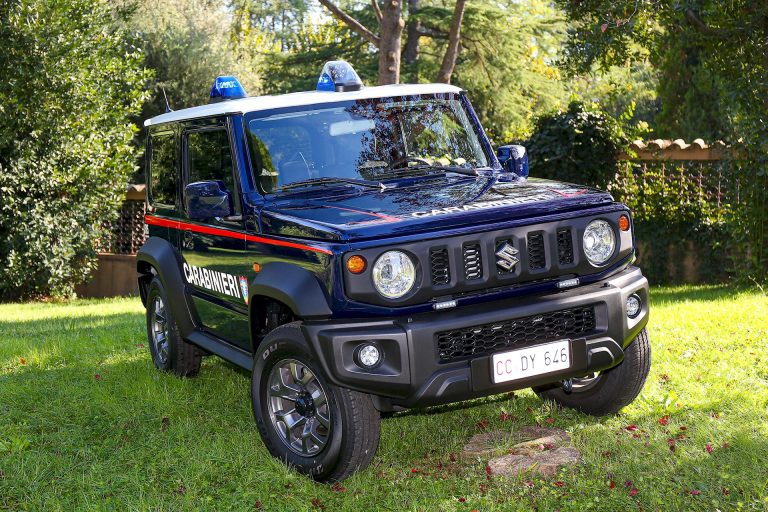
149,132,177,206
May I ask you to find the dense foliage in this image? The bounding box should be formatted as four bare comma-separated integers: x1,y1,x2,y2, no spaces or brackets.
554,0,767,283
524,102,630,190
0,0,149,299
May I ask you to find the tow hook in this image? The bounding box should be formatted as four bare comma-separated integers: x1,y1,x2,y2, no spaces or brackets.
561,379,573,395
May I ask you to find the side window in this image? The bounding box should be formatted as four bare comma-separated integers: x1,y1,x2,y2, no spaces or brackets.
187,128,236,195
149,132,177,206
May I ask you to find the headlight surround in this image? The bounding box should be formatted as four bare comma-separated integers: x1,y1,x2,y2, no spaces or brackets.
372,250,416,299
583,219,616,266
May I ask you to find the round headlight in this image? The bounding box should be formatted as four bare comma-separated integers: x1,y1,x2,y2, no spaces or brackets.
372,250,416,299
583,220,616,266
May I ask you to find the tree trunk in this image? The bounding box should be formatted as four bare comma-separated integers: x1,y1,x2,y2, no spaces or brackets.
404,0,421,65
436,0,466,84
378,0,404,84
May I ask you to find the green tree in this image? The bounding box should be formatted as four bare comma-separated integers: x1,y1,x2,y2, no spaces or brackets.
556,0,767,281
125,0,263,120
0,0,149,299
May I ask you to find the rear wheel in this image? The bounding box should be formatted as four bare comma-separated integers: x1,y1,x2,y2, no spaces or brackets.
536,328,651,416
252,323,380,482
145,277,202,377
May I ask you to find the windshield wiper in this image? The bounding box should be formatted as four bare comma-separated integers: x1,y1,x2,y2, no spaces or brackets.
278,177,389,191
385,164,491,178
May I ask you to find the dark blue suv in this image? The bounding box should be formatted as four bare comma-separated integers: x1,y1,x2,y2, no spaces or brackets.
137,62,650,481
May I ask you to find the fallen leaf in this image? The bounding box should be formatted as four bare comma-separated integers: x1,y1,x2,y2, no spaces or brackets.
485,465,492,479
331,482,346,492
19,358,26,365
449,453,457,462
658,416,669,426
475,420,489,430
624,480,633,488
679,426,687,431
545,418,555,424
706,443,713,454
601,23,608,32
94,374,102,381
255,500,262,509
458,497,466,503
544,443,555,450
554,481,565,487
410,468,418,474
525,481,534,488
721,487,730,496
625,425,638,432
609,481,616,489
722,442,730,449
690,490,701,496
161,417,170,432
629,488,638,497
175,484,186,495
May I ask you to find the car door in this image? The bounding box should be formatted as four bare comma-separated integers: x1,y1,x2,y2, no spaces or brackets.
180,119,251,350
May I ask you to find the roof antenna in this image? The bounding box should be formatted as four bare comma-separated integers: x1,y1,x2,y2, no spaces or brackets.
160,86,173,113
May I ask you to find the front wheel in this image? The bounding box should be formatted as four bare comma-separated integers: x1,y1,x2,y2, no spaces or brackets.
251,323,380,482
536,328,651,416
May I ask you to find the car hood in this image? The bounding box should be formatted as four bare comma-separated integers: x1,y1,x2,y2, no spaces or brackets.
258,175,615,242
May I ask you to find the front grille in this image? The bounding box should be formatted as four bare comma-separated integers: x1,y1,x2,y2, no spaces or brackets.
527,231,546,270
436,306,596,363
429,248,450,285
557,228,574,265
463,243,483,280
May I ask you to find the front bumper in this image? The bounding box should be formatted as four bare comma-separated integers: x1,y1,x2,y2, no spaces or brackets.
303,266,649,410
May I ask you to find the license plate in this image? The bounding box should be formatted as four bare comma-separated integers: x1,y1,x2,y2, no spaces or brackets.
491,340,571,384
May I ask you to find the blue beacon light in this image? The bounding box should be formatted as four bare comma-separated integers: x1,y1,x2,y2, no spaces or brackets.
209,76,248,103
316,61,364,92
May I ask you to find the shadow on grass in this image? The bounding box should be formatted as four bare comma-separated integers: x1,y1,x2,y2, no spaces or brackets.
650,284,741,304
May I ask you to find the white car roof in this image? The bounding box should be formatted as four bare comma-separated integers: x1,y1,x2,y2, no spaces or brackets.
144,83,464,127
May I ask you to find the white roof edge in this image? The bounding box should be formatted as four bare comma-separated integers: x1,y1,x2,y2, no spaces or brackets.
144,83,464,127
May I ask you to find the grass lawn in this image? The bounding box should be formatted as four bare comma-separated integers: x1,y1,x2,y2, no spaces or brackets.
1,286,766,511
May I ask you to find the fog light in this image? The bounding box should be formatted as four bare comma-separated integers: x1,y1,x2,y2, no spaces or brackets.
356,344,381,369
626,294,642,318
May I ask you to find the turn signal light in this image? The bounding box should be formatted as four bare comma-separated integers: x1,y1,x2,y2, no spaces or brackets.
347,255,367,274
618,215,630,231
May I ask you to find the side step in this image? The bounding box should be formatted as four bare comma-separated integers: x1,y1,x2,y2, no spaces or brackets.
186,331,253,371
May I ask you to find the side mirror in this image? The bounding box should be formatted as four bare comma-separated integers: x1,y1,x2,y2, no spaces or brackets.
184,180,233,220
497,145,529,178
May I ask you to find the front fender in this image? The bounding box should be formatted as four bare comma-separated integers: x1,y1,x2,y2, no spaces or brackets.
249,262,333,319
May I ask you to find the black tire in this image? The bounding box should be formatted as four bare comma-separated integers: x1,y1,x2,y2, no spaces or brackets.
251,323,380,482
536,328,651,416
145,277,202,377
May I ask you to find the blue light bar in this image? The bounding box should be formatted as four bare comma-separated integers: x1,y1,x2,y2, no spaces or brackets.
317,61,364,92
209,76,248,103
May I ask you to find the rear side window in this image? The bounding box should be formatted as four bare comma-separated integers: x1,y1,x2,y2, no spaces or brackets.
149,132,177,206
187,129,236,194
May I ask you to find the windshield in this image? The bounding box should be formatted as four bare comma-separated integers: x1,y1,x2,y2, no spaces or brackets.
245,94,489,193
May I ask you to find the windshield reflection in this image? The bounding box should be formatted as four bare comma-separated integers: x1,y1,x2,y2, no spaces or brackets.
246,95,489,193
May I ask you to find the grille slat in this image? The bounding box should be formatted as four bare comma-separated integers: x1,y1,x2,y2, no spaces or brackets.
436,306,596,363
527,232,546,270
429,248,451,285
557,228,574,265
463,243,483,280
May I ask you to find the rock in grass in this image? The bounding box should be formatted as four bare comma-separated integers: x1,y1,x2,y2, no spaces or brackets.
463,426,580,477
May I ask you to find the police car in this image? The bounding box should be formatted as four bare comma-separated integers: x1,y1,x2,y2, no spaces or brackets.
138,61,650,481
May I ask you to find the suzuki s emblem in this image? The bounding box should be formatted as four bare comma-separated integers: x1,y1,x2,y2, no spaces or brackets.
495,241,519,272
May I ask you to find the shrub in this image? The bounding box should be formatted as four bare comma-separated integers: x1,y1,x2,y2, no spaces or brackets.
0,0,149,299
524,101,630,190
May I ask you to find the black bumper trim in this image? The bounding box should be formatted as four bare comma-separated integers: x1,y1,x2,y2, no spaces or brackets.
302,266,649,410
